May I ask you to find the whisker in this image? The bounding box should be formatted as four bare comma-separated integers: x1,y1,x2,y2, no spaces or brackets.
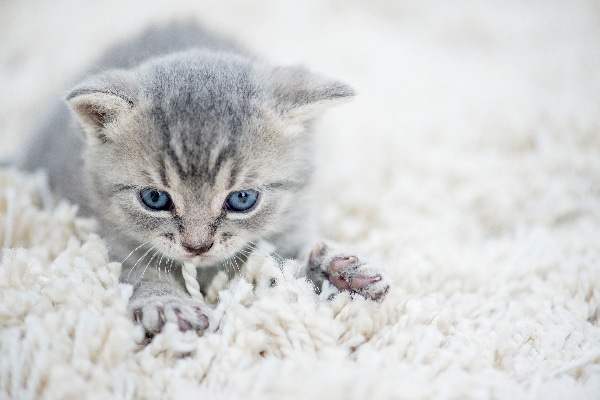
228,259,234,276
156,252,166,281
166,259,174,275
125,245,155,284
226,257,236,276
220,259,231,277
121,240,152,264
246,240,284,263
229,254,241,275
133,248,160,286
233,254,245,275
238,241,285,267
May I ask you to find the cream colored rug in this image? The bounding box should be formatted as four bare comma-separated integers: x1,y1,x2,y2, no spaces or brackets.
1,1,600,399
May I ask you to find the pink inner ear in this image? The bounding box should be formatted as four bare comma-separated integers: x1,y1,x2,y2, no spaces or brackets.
78,103,109,128
66,87,134,140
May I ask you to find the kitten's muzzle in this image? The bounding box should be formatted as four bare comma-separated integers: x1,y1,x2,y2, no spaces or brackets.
181,241,214,256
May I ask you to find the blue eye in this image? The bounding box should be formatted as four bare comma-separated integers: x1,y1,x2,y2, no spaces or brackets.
225,190,259,212
139,188,173,211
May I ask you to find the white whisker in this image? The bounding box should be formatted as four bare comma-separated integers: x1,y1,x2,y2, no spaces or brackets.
166,259,174,275
239,240,285,266
226,257,236,275
133,249,160,286
125,245,155,284
227,258,235,276
233,254,245,274
156,252,166,281
121,240,152,264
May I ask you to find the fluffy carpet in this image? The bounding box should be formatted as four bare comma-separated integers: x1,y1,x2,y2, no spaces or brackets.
1,0,600,399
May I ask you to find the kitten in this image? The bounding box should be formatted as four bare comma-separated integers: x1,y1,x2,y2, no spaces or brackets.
20,23,390,336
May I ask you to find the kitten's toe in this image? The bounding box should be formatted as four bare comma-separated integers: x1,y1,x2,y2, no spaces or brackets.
130,295,210,336
173,306,209,332
310,242,391,301
330,256,390,301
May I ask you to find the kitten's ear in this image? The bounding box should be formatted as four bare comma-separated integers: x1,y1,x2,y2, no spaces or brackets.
66,82,134,143
271,66,355,122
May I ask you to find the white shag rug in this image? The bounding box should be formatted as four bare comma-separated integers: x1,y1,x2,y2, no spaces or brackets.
1,1,600,399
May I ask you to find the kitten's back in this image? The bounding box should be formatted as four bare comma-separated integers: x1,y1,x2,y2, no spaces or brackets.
90,22,245,72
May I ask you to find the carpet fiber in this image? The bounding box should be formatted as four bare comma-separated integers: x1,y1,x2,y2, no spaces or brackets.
1,1,600,398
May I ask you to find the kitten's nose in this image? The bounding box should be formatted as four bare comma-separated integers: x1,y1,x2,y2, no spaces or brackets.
182,241,214,256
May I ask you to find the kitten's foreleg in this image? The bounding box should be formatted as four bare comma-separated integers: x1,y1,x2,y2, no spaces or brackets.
300,241,391,301
124,265,210,336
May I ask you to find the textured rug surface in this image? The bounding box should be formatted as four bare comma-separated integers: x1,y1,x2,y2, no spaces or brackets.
1,1,600,399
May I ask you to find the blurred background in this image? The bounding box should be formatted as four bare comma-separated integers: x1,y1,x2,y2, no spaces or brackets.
2,0,598,157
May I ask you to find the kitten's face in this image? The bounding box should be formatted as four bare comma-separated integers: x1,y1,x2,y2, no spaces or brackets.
88,102,310,267
67,51,352,266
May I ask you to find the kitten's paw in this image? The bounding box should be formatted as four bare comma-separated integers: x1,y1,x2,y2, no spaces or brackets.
309,242,390,301
129,295,209,336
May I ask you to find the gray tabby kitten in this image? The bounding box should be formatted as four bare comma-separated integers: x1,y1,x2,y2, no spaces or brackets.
20,23,390,336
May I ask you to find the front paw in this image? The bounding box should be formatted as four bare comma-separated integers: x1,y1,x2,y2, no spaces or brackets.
129,295,209,336
309,242,391,301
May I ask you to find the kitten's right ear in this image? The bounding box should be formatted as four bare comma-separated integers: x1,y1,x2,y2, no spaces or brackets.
270,65,355,123
66,86,134,143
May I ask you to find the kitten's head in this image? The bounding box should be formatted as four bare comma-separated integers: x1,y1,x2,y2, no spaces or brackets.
66,50,353,266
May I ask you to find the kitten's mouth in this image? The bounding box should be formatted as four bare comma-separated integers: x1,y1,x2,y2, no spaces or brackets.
183,253,213,263
181,251,223,267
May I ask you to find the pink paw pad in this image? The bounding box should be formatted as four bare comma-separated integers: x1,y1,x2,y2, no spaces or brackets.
309,242,390,301
330,256,383,293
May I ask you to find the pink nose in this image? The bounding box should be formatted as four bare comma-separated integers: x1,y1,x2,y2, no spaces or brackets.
182,241,213,255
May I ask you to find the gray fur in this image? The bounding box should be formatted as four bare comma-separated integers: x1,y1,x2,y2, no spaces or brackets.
20,23,389,336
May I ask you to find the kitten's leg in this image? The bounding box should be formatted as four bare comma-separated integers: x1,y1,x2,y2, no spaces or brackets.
303,241,391,301
124,266,210,336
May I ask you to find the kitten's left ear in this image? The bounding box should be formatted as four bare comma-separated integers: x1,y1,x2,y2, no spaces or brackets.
66,73,135,143
270,65,355,122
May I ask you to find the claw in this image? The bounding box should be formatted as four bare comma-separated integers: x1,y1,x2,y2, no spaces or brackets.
196,314,209,331
365,283,390,302
178,319,193,332
350,274,382,289
194,307,210,330
133,308,143,324
174,308,193,332
156,306,166,332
